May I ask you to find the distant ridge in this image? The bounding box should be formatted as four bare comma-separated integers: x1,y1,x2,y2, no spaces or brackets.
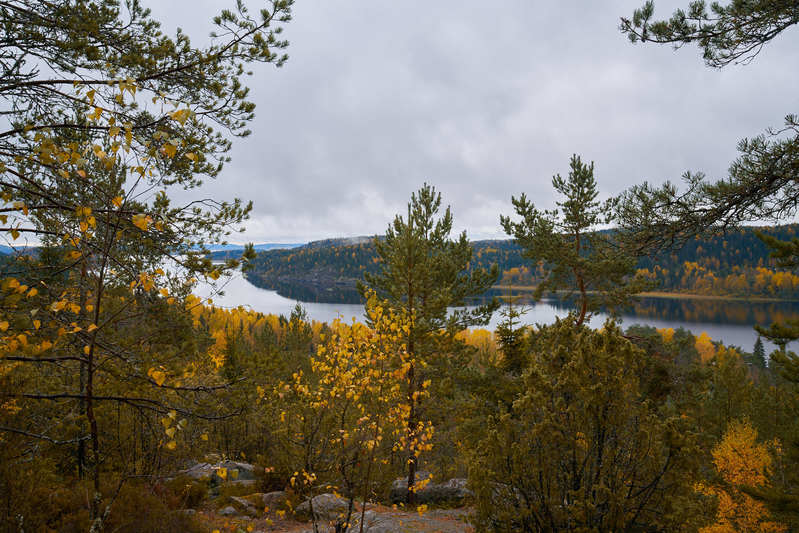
303,236,376,249
245,224,799,303
207,242,304,261
204,243,304,252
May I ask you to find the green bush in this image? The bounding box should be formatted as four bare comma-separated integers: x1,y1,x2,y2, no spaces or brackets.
467,318,703,531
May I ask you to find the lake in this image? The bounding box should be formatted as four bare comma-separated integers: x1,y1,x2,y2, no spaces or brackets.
199,272,799,354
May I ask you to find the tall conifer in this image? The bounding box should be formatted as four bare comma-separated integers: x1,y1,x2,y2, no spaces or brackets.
359,183,498,503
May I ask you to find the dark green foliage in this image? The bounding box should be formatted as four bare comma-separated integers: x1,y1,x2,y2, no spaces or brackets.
467,319,701,531
501,155,649,325
494,290,528,374
753,336,767,368
616,1,799,258
360,183,499,340
756,321,799,351
621,0,799,67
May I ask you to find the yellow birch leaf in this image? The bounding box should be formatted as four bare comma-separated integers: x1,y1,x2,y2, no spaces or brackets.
33,320,40,330
112,196,123,208
132,214,150,230
150,370,166,386
169,109,191,124
0,321,8,332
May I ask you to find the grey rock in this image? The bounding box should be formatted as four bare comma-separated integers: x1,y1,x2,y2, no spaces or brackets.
219,505,238,516
295,493,350,522
180,459,256,483
261,490,288,508
229,496,257,516
390,474,473,505
181,461,216,480
229,479,258,487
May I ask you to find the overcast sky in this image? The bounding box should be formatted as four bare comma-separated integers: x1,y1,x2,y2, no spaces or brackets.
146,1,799,244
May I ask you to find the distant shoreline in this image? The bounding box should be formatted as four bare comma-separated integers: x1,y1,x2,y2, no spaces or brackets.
493,285,799,303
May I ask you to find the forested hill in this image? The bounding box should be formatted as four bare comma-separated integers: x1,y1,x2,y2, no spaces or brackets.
244,225,799,302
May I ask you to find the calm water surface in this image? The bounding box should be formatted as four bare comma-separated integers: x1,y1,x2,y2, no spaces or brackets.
200,273,799,354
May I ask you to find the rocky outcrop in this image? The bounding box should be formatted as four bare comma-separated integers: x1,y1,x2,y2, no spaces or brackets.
390,474,473,505
261,491,288,509
180,459,256,484
295,493,351,522
229,496,258,516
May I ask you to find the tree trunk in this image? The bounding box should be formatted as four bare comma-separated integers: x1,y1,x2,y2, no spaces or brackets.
405,360,417,506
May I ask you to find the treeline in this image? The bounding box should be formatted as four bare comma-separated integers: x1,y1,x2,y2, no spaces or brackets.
246,224,799,300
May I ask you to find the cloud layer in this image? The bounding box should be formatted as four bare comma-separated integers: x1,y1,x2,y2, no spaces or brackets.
148,1,799,242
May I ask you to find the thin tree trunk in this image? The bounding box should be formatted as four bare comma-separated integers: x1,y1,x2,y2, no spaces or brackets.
78,262,88,478
405,360,417,506
405,207,418,506
574,229,587,326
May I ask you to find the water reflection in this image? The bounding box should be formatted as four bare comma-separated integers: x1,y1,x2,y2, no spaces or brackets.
204,273,799,353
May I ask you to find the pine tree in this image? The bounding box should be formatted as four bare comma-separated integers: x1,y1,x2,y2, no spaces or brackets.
501,155,648,326
495,285,528,374
359,183,498,504
753,336,767,369
621,1,797,68
616,1,799,253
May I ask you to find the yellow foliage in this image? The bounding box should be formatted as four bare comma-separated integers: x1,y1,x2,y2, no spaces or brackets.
696,331,716,364
698,420,786,533
131,213,151,231
657,327,675,343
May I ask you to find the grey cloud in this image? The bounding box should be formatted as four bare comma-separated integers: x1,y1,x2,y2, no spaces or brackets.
147,1,799,242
